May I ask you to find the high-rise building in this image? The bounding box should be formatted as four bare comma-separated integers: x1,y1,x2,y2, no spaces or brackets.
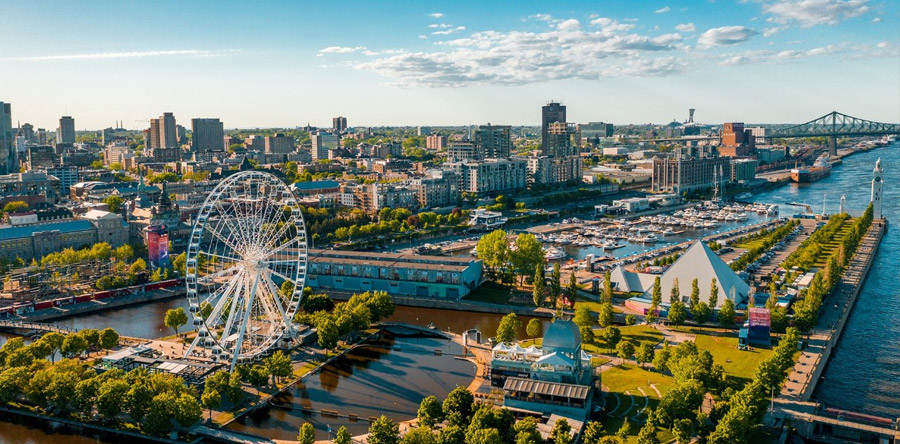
265,133,295,154
474,124,512,158
0,102,12,174
417,126,432,136
546,122,577,157
20,123,35,144
191,118,225,152
426,134,447,150
541,102,566,155
146,112,177,149
332,116,348,133
57,116,76,146
160,113,177,148
311,131,339,161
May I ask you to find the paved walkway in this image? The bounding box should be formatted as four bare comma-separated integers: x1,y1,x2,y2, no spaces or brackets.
778,220,884,401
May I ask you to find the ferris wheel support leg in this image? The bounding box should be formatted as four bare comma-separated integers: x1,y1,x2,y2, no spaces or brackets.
231,274,261,371
185,332,200,358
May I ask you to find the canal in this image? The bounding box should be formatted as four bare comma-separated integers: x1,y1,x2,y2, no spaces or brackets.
752,146,900,418
230,330,475,440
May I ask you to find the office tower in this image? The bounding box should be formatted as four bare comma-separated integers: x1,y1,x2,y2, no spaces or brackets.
311,131,339,161
474,124,512,158
0,102,12,173
417,126,432,136
541,102,566,155
265,133,294,154
20,123,35,144
332,116,348,133
147,112,177,149
57,115,76,146
160,113,177,147
191,118,225,152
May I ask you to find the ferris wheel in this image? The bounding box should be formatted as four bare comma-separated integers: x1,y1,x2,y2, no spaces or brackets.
184,170,308,368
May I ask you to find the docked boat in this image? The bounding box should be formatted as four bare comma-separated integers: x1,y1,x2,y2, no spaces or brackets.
791,155,832,183
545,247,566,260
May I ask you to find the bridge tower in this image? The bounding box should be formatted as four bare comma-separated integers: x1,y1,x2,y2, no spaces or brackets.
828,136,837,156
871,158,883,219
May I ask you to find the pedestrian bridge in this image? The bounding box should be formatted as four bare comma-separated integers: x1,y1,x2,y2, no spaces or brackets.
0,320,76,335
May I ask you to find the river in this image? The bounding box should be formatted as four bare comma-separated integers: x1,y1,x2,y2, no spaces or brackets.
230,331,475,440
751,146,900,418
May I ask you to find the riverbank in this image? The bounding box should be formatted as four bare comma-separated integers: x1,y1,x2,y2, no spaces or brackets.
328,291,555,319
19,287,185,323
767,219,892,441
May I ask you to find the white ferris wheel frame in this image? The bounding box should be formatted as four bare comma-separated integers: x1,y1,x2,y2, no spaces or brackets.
183,170,308,369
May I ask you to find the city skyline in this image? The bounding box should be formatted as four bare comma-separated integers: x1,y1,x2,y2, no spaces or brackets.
1,0,898,129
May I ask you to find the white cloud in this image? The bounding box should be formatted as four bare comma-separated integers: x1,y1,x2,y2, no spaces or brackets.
428,23,452,29
352,18,689,87
764,0,870,27
319,46,366,54
763,26,785,37
655,6,671,13
697,26,758,48
432,26,466,35
9,49,238,61
675,23,696,32
872,17,881,23
720,41,897,65
428,12,444,18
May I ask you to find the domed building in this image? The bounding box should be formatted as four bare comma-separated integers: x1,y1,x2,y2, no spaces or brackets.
490,318,598,421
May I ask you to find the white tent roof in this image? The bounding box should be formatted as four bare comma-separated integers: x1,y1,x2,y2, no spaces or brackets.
649,241,749,308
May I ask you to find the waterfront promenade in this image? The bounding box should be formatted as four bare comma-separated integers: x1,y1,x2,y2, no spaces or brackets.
767,219,898,441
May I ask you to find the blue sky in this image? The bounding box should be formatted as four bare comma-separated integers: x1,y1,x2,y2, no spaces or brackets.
1,0,897,129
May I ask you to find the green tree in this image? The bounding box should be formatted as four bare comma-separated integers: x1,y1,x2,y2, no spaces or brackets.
668,301,686,326
98,328,119,350
200,301,213,320
164,307,188,336
709,278,719,309
476,230,511,282
467,429,502,444
335,426,352,444
417,395,444,427
552,418,573,444
582,421,606,444
636,420,660,444
526,318,543,338
317,318,340,353
550,264,562,305
437,425,465,444
496,313,520,343
3,201,28,214
625,314,637,326
263,350,292,385
690,278,700,308
514,416,542,444
636,342,655,367
298,422,316,444
442,387,474,427
247,365,269,395
602,326,622,352
368,415,400,444
103,195,124,213
652,276,662,306
402,426,436,444
511,233,545,284
672,418,693,444
691,302,712,325
717,299,736,328
201,389,221,421
598,302,614,328
617,340,635,363
566,272,579,303
60,334,88,357
97,379,130,419
574,305,593,327
532,264,545,307
174,393,202,427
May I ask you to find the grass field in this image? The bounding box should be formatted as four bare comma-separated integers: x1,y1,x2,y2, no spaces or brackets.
602,363,676,443
671,327,774,387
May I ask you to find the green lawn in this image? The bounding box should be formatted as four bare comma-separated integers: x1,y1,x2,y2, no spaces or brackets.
666,329,775,387
602,363,676,443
